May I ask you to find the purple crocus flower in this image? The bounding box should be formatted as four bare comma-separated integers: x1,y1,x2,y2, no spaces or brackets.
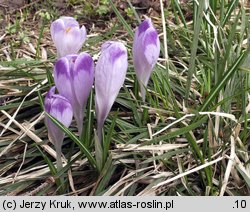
133,18,160,101
54,53,94,135
95,41,128,141
50,16,87,58
45,86,73,169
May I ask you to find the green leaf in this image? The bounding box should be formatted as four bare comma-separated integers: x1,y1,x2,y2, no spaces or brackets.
221,0,239,27
104,110,118,162
199,50,249,112
45,112,97,169
235,164,250,188
185,0,205,100
95,130,103,172
109,0,134,37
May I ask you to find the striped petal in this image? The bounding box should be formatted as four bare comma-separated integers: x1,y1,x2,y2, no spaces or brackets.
95,41,128,140
50,16,87,58
133,18,160,101
44,87,73,148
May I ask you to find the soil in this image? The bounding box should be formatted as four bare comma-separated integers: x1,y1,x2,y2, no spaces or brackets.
0,0,27,11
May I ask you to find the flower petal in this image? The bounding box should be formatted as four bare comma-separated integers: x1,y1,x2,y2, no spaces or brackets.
55,53,93,135
95,41,128,130
72,52,94,108
60,16,79,28
54,57,74,104
50,17,87,57
44,86,56,114
143,28,160,66
59,27,86,57
132,18,160,101
49,94,73,128
45,90,73,147
50,19,64,43
70,53,94,135
138,18,152,36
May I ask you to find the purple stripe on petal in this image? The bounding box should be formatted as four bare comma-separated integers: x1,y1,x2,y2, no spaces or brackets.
54,100,67,114
143,28,160,66
54,57,74,105
51,19,64,39
103,42,127,64
110,48,126,64
73,53,94,75
44,86,56,113
52,94,71,104
55,58,70,78
52,98,70,114
49,94,73,128
138,19,152,35
143,28,158,46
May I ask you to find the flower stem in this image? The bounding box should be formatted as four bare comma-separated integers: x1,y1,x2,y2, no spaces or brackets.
97,119,104,144
55,145,65,193
139,82,146,102
75,110,84,137
55,146,63,171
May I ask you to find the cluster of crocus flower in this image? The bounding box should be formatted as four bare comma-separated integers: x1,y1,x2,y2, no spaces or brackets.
54,53,94,136
45,16,160,170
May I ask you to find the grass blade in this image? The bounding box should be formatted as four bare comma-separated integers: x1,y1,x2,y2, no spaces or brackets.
199,50,249,112
45,112,97,169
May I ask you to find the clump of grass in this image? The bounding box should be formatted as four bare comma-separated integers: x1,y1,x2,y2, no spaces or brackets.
0,0,249,196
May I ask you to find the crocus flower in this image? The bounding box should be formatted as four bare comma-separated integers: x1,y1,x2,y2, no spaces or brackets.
45,86,73,169
95,41,128,141
50,16,87,58
54,53,94,135
133,18,160,101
